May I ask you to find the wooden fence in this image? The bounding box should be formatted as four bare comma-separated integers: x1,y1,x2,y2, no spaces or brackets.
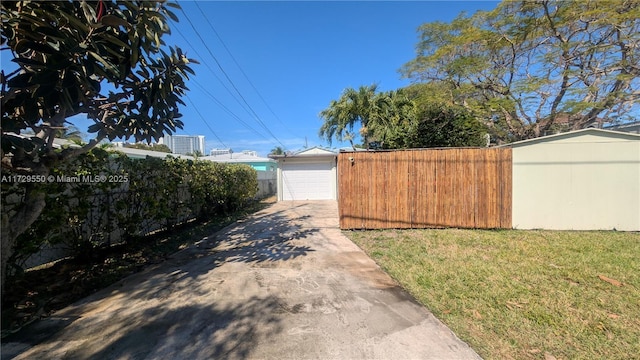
338,148,512,229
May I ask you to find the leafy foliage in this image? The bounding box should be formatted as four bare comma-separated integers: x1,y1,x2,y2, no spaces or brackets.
0,0,196,290
407,104,488,148
319,83,487,149
1,150,258,272
269,146,284,155
318,85,416,149
400,0,640,140
123,142,171,153
319,85,379,148
1,1,196,169
364,89,416,149
401,83,489,148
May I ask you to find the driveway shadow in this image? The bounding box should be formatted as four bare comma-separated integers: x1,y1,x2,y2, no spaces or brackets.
3,203,315,359
159,206,317,274
211,211,316,264
5,296,284,360
98,204,319,302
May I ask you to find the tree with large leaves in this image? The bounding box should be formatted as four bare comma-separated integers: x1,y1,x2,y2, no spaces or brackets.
0,0,196,290
400,0,640,140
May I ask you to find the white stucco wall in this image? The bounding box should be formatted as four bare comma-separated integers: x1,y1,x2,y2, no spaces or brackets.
511,130,640,231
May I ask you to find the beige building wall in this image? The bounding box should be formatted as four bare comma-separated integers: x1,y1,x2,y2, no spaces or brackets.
511,130,640,231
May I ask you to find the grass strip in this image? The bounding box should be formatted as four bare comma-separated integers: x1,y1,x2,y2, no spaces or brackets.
347,229,640,360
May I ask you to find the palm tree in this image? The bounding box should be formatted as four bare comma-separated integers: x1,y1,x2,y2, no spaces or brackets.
366,89,416,149
269,146,284,155
319,84,379,149
319,85,416,149
56,124,85,145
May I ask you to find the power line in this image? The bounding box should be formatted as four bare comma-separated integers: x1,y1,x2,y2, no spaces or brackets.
193,2,297,137
184,94,227,149
170,7,278,149
172,24,257,122
190,78,267,141
171,25,270,143
176,0,287,149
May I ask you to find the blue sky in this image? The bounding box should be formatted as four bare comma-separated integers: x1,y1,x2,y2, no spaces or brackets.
161,1,500,156
12,1,502,156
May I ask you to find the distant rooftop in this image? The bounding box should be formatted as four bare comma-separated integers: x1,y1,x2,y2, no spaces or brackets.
109,146,195,160
200,150,275,163
604,121,640,134
269,146,337,159
210,148,232,156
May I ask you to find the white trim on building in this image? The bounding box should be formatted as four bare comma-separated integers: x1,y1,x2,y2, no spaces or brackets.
270,147,338,201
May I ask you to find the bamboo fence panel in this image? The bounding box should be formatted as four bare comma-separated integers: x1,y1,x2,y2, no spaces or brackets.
338,148,512,229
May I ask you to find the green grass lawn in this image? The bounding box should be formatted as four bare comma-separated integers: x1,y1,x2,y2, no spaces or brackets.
347,229,640,360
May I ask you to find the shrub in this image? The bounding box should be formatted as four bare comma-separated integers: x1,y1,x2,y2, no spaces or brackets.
1,149,258,272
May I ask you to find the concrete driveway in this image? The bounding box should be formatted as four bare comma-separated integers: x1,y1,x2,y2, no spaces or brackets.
3,201,480,359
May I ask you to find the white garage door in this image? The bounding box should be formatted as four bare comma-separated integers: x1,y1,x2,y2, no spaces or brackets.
281,161,335,200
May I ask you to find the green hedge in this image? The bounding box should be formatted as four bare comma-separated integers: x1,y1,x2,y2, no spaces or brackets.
1,148,258,269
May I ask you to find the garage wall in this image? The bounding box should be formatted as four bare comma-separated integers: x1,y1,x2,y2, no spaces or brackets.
276,157,337,201
512,131,640,231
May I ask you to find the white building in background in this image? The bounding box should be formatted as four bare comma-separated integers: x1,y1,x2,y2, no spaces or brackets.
210,148,232,156
209,149,259,157
160,134,205,155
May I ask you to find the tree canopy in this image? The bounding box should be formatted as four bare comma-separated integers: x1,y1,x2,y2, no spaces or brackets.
269,146,284,155
400,0,640,140
400,83,489,148
1,0,196,174
0,0,196,291
318,85,416,149
318,83,488,149
406,102,489,148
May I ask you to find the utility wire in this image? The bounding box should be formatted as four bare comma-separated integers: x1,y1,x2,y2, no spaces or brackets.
193,2,297,138
185,93,228,149
176,0,287,149
172,24,257,122
191,78,267,140
170,10,274,147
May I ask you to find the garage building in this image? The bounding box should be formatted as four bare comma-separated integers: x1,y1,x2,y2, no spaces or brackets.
270,147,338,201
